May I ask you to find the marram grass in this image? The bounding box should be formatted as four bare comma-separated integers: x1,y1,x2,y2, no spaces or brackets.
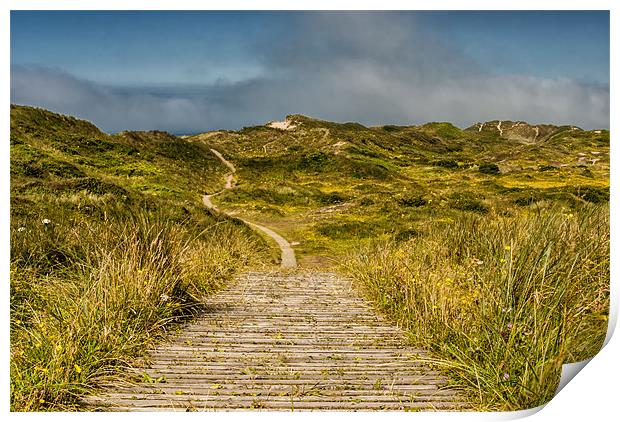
10,203,265,411
342,204,609,411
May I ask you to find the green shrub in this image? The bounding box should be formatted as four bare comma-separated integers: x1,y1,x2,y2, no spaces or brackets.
318,192,348,205
573,186,609,204
432,159,459,169
397,195,427,207
299,152,330,169
514,195,537,206
479,163,501,175
449,194,488,214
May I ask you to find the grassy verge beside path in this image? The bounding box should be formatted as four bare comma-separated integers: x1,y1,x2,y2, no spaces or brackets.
343,204,609,410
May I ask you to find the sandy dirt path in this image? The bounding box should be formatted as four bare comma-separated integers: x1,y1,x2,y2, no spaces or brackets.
203,149,297,268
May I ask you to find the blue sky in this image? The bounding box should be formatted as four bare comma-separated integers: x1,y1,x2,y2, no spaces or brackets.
10,11,610,132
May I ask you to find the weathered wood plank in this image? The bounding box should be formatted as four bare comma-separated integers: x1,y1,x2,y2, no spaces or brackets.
88,400,464,412
85,271,466,411
96,393,463,404
115,376,450,385
113,385,454,394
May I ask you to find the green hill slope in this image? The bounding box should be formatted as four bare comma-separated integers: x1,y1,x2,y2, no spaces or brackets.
189,114,609,410
10,106,609,411
188,114,609,264
10,105,272,410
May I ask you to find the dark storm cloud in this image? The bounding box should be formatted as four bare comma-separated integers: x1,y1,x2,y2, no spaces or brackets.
11,13,609,132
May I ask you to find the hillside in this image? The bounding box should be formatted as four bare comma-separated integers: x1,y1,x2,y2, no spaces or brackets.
9,105,273,410
10,106,609,411
188,114,609,265
10,104,275,254
464,120,580,143
11,105,233,207
186,113,609,409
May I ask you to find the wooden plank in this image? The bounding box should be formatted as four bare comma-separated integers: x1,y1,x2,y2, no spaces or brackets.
116,371,446,387
114,385,454,394
139,361,429,369
85,271,465,411
171,337,411,345
97,393,462,404
87,398,465,410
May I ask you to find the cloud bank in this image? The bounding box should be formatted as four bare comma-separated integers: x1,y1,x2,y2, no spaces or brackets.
11,13,609,133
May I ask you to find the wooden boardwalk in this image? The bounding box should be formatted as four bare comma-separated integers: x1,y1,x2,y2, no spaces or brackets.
86,271,465,411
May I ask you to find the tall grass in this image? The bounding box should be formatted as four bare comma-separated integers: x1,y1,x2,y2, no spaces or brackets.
10,201,265,410
342,204,609,410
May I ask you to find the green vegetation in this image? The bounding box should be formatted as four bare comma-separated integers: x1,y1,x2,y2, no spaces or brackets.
10,105,271,410
478,162,501,175
191,113,609,409
342,204,609,410
192,114,609,268
11,106,609,411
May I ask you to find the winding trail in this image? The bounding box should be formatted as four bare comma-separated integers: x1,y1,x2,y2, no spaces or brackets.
84,148,465,411
496,120,503,137
203,149,296,268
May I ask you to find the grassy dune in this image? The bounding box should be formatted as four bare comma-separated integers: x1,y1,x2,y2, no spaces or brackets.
195,115,609,267
342,204,609,410
11,107,609,411
10,105,271,410
195,115,610,409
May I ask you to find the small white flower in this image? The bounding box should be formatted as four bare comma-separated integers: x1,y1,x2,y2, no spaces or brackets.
42,219,51,225
17,227,26,232
160,294,170,302
475,259,484,265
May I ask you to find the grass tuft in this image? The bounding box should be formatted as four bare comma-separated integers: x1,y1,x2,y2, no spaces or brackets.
342,204,609,410
10,202,266,411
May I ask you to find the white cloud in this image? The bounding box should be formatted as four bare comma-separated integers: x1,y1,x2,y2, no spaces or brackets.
10,13,609,132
